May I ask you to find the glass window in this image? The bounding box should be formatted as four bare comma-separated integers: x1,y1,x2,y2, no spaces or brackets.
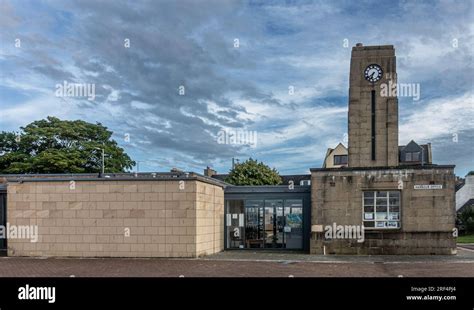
363,191,400,229
226,198,304,250
405,152,420,162
334,155,348,165
284,200,303,249
225,200,245,249
412,152,420,161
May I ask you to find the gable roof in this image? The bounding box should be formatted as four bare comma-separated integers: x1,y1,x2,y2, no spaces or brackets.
401,140,423,152
458,199,474,213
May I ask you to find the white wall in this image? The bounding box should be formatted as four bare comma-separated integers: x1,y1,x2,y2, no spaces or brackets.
456,175,474,211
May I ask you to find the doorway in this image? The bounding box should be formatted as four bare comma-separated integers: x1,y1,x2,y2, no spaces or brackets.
225,198,304,250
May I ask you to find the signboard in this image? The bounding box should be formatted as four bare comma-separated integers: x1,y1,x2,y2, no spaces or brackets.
414,184,443,190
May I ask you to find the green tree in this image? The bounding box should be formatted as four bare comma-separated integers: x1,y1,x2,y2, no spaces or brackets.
458,206,474,234
0,116,135,173
225,158,282,185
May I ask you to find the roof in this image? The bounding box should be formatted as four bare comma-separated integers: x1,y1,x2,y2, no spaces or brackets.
456,180,466,192
211,174,310,185
398,144,430,153
225,185,311,194
310,164,455,172
458,199,474,213
0,172,229,188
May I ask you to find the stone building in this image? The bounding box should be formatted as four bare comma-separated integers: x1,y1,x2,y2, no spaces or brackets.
1,173,224,257
0,44,456,257
310,44,456,255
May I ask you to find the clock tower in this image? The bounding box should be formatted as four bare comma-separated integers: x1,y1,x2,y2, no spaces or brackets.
348,43,399,167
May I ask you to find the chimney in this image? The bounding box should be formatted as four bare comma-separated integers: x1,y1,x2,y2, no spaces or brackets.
204,166,216,177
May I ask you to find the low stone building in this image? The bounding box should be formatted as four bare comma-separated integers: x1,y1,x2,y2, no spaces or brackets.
2,174,224,258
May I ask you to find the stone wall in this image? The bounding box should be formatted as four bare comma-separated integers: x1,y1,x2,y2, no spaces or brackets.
6,178,224,258
310,167,456,255
348,45,399,168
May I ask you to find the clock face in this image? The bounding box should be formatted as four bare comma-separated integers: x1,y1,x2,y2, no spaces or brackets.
364,64,383,83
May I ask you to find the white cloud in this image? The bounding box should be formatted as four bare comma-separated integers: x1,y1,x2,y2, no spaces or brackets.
399,92,474,144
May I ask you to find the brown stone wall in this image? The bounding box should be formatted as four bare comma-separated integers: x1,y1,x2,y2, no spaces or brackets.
310,167,456,255
6,179,224,258
195,182,224,256
348,45,399,168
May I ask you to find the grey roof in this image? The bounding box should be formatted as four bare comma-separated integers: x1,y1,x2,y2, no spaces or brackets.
211,174,310,185
225,185,310,194
0,172,229,188
310,164,455,172
458,199,474,213
456,180,466,192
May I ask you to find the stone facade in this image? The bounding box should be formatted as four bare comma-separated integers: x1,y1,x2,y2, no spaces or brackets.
310,167,456,255
348,45,399,168
6,177,224,258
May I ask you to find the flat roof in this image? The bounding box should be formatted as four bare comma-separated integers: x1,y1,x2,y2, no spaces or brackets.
225,185,311,194
0,172,229,188
310,164,456,172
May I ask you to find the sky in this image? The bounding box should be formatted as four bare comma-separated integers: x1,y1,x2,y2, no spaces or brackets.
0,0,473,176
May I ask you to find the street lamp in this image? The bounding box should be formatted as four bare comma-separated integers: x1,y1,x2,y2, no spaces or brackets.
94,147,105,175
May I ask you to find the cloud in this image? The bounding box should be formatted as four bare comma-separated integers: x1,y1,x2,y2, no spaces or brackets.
0,0,472,175
400,92,474,144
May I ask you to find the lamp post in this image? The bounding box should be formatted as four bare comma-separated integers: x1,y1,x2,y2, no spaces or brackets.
95,147,105,175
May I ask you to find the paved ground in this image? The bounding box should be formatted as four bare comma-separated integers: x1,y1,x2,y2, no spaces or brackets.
0,246,473,277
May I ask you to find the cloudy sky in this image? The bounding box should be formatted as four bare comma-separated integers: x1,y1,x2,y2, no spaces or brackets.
0,0,473,176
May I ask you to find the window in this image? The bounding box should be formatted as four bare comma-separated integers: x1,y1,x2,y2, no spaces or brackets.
363,191,400,229
334,155,348,165
405,152,420,162
225,199,304,250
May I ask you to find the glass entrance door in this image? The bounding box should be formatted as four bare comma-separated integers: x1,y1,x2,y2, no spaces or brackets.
284,200,303,249
244,200,264,248
226,198,304,250
264,200,284,248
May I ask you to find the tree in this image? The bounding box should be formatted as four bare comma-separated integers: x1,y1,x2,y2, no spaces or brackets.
458,206,474,234
0,116,135,174
225,158,282,185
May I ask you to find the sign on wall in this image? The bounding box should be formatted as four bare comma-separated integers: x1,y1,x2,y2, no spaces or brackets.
414,184,443,190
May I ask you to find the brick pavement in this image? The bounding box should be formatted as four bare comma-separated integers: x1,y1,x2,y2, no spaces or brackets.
0,247,473,277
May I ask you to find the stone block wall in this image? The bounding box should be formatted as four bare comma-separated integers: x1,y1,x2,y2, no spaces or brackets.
310,167,456,255
6,178,224,258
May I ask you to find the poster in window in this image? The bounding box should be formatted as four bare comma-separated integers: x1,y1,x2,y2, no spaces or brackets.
388,212,399,220
364,213,374,220
286,213,302,228
387,221,399,228
376,221,386,228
